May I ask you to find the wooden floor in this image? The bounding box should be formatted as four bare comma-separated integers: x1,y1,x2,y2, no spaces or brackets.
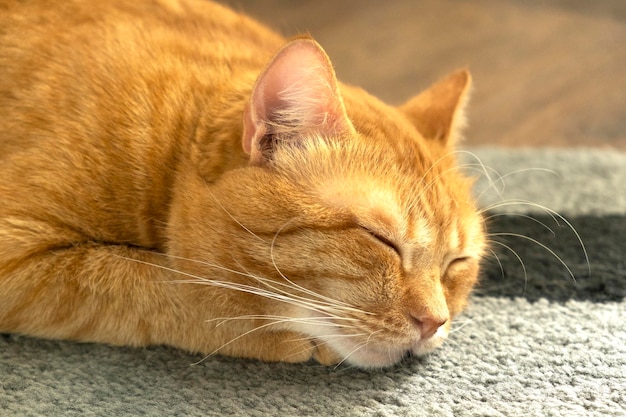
224,0,626,150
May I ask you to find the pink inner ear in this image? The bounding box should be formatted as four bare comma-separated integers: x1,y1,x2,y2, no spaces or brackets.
242,39,353,164
258,44,331,115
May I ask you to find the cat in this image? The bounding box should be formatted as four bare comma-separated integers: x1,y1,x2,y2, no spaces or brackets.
0,0,486,368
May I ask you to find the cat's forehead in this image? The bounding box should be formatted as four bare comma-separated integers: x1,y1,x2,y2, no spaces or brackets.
303,134,482,247
276,130,468,224
315,152,439,221
317,175,404,224
290,132,447,210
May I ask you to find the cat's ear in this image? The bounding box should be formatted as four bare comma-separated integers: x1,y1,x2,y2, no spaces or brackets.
399,69,471,146
242,38,354,165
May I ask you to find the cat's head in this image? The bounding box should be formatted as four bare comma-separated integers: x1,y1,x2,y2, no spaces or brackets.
174,38,485,368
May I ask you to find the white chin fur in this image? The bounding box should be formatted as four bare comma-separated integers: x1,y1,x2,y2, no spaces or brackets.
322,328,448,369
411,326,448,357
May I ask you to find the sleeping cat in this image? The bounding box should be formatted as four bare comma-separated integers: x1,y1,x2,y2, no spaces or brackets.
0,0,486,368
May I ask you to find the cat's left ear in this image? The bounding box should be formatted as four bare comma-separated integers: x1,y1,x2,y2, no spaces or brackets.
242,38,355,165
399,69,471,147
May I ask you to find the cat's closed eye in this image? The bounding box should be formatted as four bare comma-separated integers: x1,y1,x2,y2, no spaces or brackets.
360,226,401,256
442,256,475,281
446,256,471,269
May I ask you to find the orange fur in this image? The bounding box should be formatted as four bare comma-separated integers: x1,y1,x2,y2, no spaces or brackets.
0,0,485,368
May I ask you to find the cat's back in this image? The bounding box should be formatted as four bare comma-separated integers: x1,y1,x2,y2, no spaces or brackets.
0,0,284,245
0,0,282,68
0,0,283,156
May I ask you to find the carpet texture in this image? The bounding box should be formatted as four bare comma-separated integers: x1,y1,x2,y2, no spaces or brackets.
1,148,625,417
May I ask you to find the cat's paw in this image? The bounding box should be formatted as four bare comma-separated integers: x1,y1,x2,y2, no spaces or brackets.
312,341,342,366
263,333,341,365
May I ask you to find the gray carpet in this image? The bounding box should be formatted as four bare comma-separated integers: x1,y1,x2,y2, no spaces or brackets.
2,148,625,417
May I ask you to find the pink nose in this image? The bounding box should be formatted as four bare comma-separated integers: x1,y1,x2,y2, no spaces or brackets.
410,314,448,340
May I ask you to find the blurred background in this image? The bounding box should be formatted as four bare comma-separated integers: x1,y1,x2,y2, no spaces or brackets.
223,0,625,149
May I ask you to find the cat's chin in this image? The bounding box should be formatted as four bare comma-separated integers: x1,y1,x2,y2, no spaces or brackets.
340,346,407,368
321,329,448,369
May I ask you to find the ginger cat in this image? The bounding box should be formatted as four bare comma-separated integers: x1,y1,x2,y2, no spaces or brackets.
0,0,486,368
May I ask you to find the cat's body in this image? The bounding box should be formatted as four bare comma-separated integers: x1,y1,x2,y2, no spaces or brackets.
0,0,485,368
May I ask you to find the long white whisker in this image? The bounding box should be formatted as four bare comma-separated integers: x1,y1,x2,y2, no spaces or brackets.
207,314,359,328
486,247,505,278
415,165,461,201
281,333,372,369
449,319,473,334
475,167,558,200
137,251,368,316
334,329,384,369
456,149,506,199
230,257,369,316
484,212,557,236
487,239,528,289
413,150,503,209
287,333,370,344
404,150,467,215
478,199,562,216
490,233,577,284
196,319,297,364
479,199,589,278
117,256,360,318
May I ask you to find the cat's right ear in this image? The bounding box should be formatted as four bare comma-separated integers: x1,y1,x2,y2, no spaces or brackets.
242,38,354,165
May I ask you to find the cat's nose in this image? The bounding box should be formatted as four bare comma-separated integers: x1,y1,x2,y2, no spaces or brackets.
409,314,448,340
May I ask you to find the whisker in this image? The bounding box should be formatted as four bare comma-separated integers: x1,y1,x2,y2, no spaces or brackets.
280,339,322,362
286,332,370,345
136,251,367,316
193,319,294,365
412,150,507,213
282,333,371,368
231,257,370,316
415,165,462,201
478,199,562,216
207,314,359,328
455,149,506,199
490,232,577,284
475,167,559,200
479,199,590,278
403,150,469,215
448,319,473,334
117,255,358,319
334,329,384,369
486,247,505,278
484,211,557,237
487,239,529,290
